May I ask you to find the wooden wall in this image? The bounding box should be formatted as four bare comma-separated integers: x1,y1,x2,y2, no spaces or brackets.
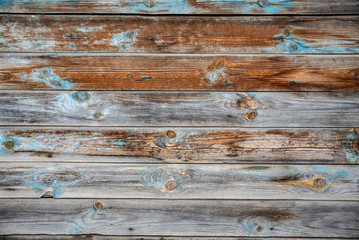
0,0,358,239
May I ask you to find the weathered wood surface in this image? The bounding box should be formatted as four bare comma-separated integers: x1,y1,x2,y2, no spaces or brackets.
1,163,357,200
0,199,358,237
1,128,358,164
1,54,359,91
0,237,350,240
1,0,358,14
0,91,358,127
1,16,358,53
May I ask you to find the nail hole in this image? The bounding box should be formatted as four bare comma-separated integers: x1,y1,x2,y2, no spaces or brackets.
290,81,296,85
47,153,52,158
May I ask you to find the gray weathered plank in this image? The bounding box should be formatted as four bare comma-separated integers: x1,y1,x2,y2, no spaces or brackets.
1,0,358,14
0,128,358,164
0,199,358,237
1,54,359,91
0,163,357,200
0,91,358,127
1,15,358,53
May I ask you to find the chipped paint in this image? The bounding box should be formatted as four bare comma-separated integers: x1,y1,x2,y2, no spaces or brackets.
109,30,139,51
0,40,57,51
113,140,131,146
13,66,79,89
269,27,359,53
22,167,84,198
342,128,359,163
77,27,102,33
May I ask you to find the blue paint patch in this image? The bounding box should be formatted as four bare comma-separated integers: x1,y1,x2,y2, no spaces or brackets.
342,130,359,163
110,30,139,50
22,167,84,198
204,67,226,85
69,219,84,235
13,66,79,89
0,40,57,51
268,27,359,53
113,140,131,146
139,168,186,192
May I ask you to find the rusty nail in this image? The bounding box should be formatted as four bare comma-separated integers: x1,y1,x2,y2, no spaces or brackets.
245,111,258,121
166,130,176,138
313,177,327,189
4,140,14,150
94,201,104,211
165,180,178,191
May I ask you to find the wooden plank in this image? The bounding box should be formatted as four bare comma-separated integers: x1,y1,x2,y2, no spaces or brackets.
0,237,350,240
0,199,358,237
0,163,357,200
0,91,358,127
1,0,358,14
1,54,359,91
1,15,358,53
0,128,358,164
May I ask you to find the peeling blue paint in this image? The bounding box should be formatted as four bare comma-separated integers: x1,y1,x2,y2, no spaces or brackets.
13,66,79,89
204,67,226,85
22,167,84,198
0,40,57,51
77,27,102,33
113,140,131,146
268,27,359,53
342,130,359,163
110,30,139,50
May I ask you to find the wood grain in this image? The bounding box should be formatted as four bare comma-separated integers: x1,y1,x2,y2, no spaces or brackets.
0,91,358,127
1,54,358,91
1,15,358,53
1,0,358,14
0,199,358,237
1,128,358,164
1,163,357,200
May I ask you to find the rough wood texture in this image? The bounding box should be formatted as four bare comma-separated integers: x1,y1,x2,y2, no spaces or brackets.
0,91,358,127
1,54,358,91
1,163,357,200
1,0,358,14
1,16,358,53
1,128,358,164
0,199,358,237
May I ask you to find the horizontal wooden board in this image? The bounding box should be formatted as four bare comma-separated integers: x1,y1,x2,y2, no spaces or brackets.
0,199,358,237
0,128,358,164
1,0,358,14
1,54,359,91
0,237,349,240
0,163,358,200
1,15,358,53
0,91,358,127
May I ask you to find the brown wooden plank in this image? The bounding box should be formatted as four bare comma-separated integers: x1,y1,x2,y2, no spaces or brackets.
1,15,358,53
0,199,358,237
0,163,357,200
0,128,358,164
1,54,358,91
1,0,358,14
0,91,358,127
0,237,349,240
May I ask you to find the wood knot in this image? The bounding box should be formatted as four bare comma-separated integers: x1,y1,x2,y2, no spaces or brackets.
166,130,176,138
93,111,103,120
71,91,91,102
4,140,15,150
256,225,264,232
290,44,298,50
312,177,327,190
40,67,53,77
165,180,178,192
283,27,291,36
144,0,155,8
94,201,104,211
244,111,258,121
258,0,269,8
